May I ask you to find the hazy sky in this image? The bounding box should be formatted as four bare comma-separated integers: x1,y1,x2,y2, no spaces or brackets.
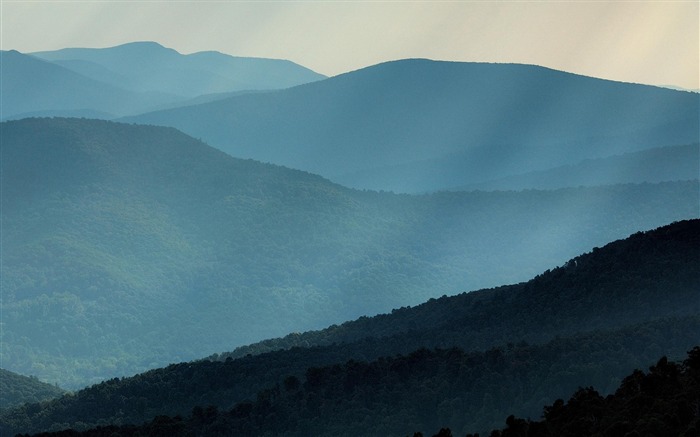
2,1,698,89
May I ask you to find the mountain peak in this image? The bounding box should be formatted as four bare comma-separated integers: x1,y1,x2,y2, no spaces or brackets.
102,40,179,55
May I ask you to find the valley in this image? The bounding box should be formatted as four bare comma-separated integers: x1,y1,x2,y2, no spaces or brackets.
2,118,697,390
1,220,698,435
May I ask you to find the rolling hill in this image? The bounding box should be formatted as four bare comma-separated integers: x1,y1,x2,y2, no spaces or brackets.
2,220,698,435
1,118,697,389
123,59,700,192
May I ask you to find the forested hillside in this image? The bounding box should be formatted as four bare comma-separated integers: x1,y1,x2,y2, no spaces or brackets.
217,219,700,360
0,370,64,410
8,323,698,436
123,59,700,192
2,220,698,435
2,118,697,388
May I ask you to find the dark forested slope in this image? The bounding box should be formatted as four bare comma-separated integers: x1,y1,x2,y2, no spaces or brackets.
123,60,700,192
2,220,698,435
8,324,699,436
0,370,64,411
1,118,697,388
479,348,700,437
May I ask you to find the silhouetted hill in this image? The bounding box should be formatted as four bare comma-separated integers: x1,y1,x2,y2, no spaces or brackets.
0,369,64,410
0,50,179,119
8,331,699,436
1,118,697,389
2,220,698,435
123,59,699,192
477,348,700,437
31,41,326,98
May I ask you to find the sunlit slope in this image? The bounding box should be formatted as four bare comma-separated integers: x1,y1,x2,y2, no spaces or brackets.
217,219,700,360
1,118,697,388
31,41,326,98
123,59,699,192
2,220,698,435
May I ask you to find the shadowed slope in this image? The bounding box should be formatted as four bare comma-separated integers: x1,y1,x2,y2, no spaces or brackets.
0,370,65,410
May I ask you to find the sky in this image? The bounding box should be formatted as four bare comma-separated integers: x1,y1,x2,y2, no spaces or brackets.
1,1,698,90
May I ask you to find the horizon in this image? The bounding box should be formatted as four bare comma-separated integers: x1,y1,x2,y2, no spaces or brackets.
2,1,698,91
8,39,699,93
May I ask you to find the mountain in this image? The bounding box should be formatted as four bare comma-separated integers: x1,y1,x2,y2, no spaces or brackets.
31,41,326,98
445,143,700,192
1,42,324,121
2,220,698,435
1,118,697,389
0,50,181,120
122,59,700,193
0,370,65,411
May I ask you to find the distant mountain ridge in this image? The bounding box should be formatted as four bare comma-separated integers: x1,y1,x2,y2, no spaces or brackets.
445,143,700,192
31,41,326,98
2,118,697,389
0,50,178,120
1,42,325,120
123,59,699,192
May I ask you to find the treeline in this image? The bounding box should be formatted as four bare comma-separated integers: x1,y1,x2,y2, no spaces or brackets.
12,338,700,436
455,347,700,437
